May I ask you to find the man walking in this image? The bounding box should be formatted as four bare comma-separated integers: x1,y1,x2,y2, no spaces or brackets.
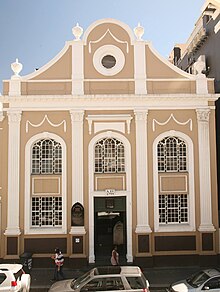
51,248,65,281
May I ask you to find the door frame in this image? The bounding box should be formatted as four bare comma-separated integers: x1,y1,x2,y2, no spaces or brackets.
88,131,133,263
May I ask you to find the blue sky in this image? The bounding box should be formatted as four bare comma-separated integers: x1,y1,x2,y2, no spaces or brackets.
0,0,205,93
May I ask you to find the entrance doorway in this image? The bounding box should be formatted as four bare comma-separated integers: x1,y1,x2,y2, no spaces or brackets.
94,196,127,264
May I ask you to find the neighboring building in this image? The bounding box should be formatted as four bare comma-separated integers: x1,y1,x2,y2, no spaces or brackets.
0,18,219,267
169,0,220,221
169,0,220,93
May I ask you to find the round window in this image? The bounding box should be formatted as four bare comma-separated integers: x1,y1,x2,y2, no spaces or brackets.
101,55,116,69
93,45,125,76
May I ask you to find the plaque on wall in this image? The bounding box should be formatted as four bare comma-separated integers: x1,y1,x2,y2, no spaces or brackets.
71,203,84,226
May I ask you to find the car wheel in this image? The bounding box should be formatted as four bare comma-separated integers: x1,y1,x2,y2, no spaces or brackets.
21,274,31,292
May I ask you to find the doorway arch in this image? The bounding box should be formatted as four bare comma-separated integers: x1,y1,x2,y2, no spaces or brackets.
88,131,132,263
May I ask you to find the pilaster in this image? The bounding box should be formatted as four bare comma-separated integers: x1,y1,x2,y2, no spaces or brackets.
196,108,215,232
133,41,147,94
71,41,84,95
69,110,86,234
4,110,22,236
134,109,151,234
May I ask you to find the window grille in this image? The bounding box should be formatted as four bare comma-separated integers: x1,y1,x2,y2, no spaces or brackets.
94,138,125,173
157,136,187,172
159,194,188,224
157,136,189,226
31,139,62,174
31,196,62,227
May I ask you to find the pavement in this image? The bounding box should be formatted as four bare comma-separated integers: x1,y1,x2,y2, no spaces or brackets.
29,265,209,291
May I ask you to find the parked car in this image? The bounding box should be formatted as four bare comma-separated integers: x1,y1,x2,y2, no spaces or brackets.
0,263,31,291
167,268,220,292
49,266,150,292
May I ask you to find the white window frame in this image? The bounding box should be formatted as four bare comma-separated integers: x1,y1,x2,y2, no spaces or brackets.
24,132,67,234
94,137,125,173
153,131,195,232
93,45,125,76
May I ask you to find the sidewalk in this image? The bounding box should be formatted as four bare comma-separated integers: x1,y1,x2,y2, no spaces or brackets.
30,265,203,291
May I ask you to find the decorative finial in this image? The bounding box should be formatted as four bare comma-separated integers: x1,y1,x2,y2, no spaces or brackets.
194,55,206,76
134,22,144,40
72,23,83,40
11,58,23,78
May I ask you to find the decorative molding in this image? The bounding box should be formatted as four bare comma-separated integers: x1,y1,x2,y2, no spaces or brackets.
153,113,192,132
32,176,61,195
153,131,196,233
7,111,22,123
196,108,210,122
88,29,129,53
93,45,125,76
134,110,148,122
159,174,188,193
134,109,152,234
24,132,67,235
25,114,66,133
0,112,4,122
95,175,125,191
88,131,133,263
70,110,84,122
86,114,132,135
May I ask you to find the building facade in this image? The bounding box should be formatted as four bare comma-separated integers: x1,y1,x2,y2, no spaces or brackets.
169,0,220,93
0,18,219,267
169,0,220,226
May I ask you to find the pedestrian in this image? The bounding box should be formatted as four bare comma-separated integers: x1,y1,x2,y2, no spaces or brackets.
51,248,65,281
111,245,119,266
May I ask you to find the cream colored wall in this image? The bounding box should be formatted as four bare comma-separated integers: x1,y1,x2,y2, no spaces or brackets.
83,109,137,255
147,110,200,233
84,23,134,79
146,46,188,79
147,80,196,94
21,82,72,95
31,47,72,80
19,111,73,251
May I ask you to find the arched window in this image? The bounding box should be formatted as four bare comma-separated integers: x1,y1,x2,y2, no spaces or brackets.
31,138,62,228
157,136,188,225
32,139,62,174
157,136,187,172
94,138,125,173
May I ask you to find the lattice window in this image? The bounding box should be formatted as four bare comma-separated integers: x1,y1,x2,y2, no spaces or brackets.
94,138,125,173
31,139,62,174
157,136,187,172
31,196,62,227
159,194,188,224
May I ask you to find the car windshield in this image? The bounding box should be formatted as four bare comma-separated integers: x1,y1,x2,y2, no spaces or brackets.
71,271,92,289
186,271,210,288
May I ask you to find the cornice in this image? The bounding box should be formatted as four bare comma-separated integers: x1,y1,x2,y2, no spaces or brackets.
1,94,218,112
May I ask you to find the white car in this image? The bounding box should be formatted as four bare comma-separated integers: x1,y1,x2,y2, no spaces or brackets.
168,268,220,292
49,266,150,292
0,264,31,291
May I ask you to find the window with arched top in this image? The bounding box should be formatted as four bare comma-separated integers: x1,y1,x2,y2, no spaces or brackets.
32,138,62,174
157,136,187,172
157,136,188,225
94,138,125,173
31,138,62,228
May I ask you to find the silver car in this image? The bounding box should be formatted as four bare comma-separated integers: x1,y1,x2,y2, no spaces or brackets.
168,269,220,292
49,266,150,292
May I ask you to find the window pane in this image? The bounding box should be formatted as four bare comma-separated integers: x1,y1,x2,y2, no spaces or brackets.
157,136,187,172
94,138,125,173
31,139,62,174
159,194,188,224
31,196,62,227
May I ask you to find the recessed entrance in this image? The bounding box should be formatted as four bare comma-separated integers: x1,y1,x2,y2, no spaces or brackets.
94,196,127,264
